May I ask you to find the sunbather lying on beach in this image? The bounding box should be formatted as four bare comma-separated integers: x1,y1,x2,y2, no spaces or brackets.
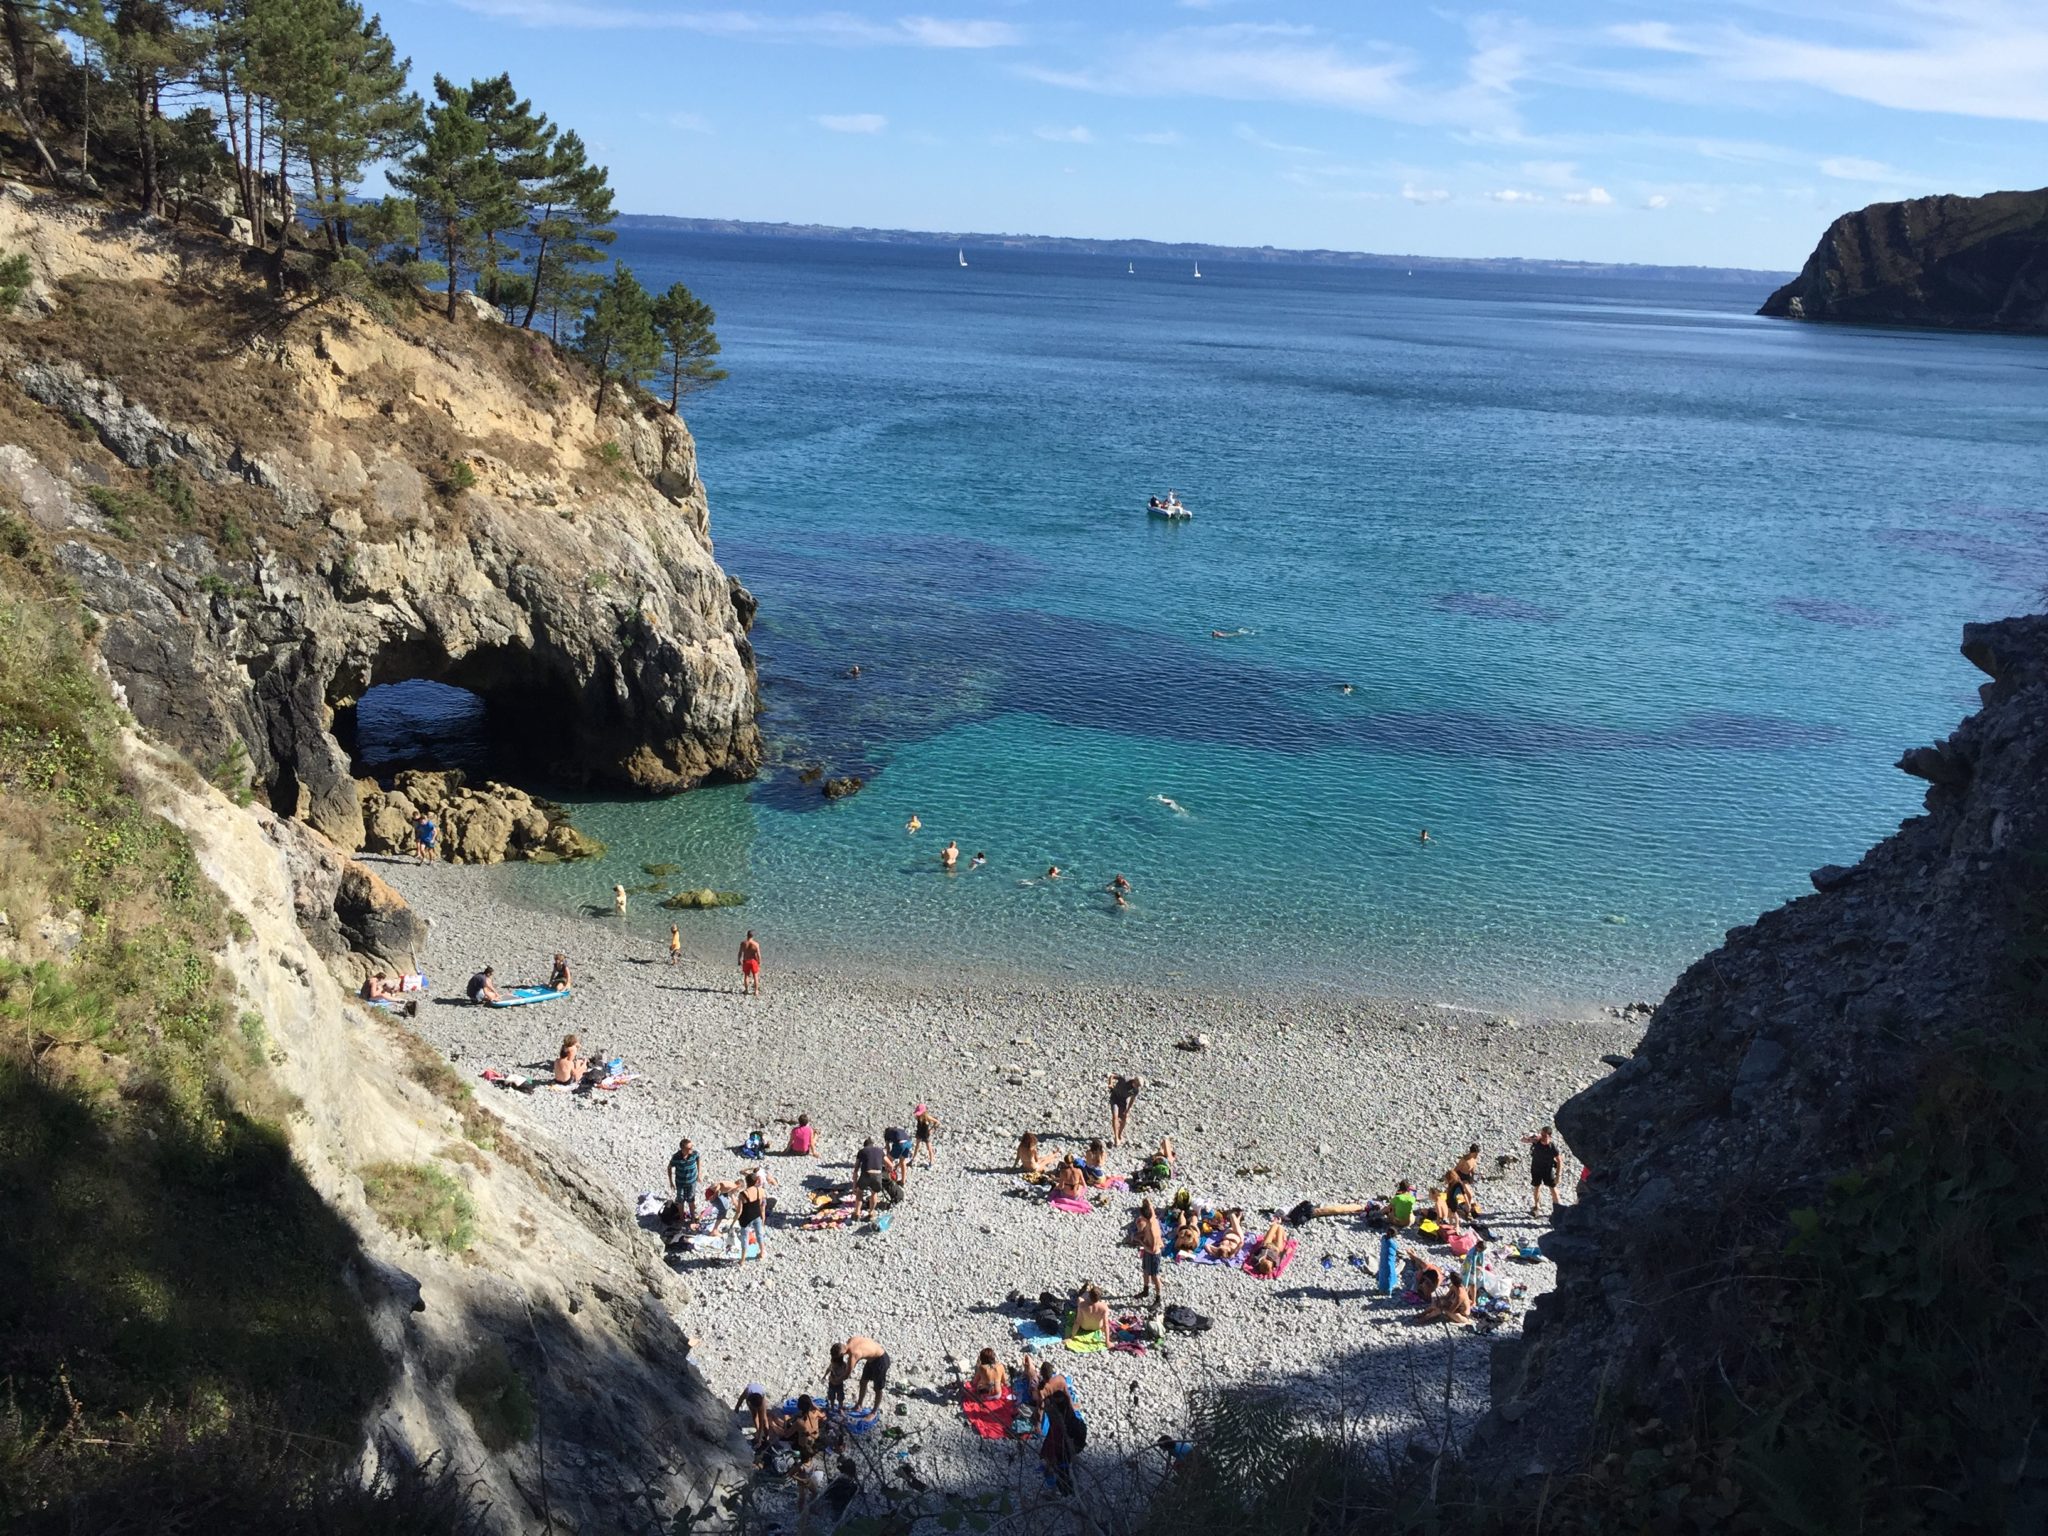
362,971,393,1001
1214,1209,1247,1260
1015,1132,1056,1175
1247,1219,1291,1276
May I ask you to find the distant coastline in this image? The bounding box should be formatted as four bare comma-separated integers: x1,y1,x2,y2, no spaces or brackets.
617,213,1791,285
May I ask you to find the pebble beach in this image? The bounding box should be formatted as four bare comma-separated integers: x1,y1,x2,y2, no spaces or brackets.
382,859,1645,1509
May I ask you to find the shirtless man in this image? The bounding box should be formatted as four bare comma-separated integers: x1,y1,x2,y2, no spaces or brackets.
941,840,959,872
1135,1197,1166,1307
738,930,763,996
1106,873,1132,896
1069,1283,1109,1338
613,883,628,917
1108,1072,1143,1147
842,1335,891,1411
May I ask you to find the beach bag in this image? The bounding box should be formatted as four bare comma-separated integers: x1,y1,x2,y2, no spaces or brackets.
1164,1304,1211,1334
744,1130,767,1158
1285,1200,1316,1227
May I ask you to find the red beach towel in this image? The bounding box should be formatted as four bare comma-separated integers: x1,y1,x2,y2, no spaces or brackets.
960,1388,1014,1440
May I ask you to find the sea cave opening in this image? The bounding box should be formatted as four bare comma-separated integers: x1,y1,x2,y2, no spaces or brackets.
337,679,497,780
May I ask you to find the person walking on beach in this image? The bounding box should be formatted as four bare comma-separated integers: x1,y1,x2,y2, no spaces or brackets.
842,1335,890,1411
669,923,681,966
613,883,628,918
1523,1125,1563,1216
913,1103,940,1168
1108,1073,1143,1147
738,930,763,996
1136,1196,1166,1308
413,812,437,862
669,1137,700,1221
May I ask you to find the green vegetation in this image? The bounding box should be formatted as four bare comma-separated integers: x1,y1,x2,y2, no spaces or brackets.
453,1343,536,1452
0,521,422,1529
438,456,477,494
359,1160,476,1253
576,260,661,413
82,481,139,538
652,282,727,410
0,250,31,312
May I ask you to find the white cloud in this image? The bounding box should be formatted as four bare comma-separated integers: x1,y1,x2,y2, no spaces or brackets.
1035,125,1093,143
1233,123,1319,155
1563,186,1614,205
1644,193,1671,209
666,110,712,133
897,16,1022,49
1490,188,1542,203
1401,182,1451,204
1021,26,1519,133
1131,130,1183,146
1819,155,1904,182
817,113,888,134
450,2,1020,48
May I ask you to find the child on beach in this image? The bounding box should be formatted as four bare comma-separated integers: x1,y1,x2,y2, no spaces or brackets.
913,1104,940,1167
824,1342,852,1408
613,884,627,917
669,924,681,965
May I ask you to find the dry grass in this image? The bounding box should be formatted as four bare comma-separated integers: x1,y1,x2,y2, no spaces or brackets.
359,1161,476,1253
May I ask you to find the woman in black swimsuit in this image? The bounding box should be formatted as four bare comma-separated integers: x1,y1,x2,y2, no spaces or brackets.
913,1104,940,1167
736,1170,771,1263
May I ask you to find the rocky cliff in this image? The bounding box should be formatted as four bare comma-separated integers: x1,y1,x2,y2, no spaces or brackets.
1484,613,2048,1525
0,182,761,853
1759,186,2048,332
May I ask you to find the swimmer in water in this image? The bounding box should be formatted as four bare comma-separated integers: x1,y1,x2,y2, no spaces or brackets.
1107,874,1132,896
1419,829,1431,845
942,840,959,871
906,813,921,834
1046,865,1062,880
846,664,862,678
1340,683,1355,695
971,851,987,869
1154,795,1187,815
1112,890,1129,910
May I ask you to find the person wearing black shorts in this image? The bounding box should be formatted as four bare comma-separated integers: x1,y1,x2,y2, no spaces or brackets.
1523,1125,1563,1216
844,1334,889,1411
1108,1073,1143,1147
853,1137,890,1220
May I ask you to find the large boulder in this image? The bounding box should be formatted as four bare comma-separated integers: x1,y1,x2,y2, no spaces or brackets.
335,860,428,965
357,772,601,866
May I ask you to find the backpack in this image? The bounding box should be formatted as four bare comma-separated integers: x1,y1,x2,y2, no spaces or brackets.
1054,1397,1088,1453
1164,1303,1212,1334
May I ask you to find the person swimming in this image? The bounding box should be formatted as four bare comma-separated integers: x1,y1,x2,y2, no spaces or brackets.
971,851,987,869
906,813,921,834
1154,794,1188,815
1045,864,1062,880
1419,828,1431,845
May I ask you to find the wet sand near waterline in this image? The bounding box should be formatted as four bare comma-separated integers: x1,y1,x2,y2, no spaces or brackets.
381,858,1641,1512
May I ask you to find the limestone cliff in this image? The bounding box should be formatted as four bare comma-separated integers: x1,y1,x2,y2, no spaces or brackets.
133,729,746,1530
1485,614,2047,1515
1759,186,2048,332
0,181,761,852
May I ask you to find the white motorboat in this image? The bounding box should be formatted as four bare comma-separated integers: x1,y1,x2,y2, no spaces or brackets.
1147,494,1191,520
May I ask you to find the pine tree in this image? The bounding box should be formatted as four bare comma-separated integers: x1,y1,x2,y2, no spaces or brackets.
577,262,659,415
520,127,613,330
291,2,418,248
390,78,519,319
71,0,207,216
456,71,550,308
650,282,726,412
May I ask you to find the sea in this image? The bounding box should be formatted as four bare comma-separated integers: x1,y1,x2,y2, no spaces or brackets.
358,231,2048,1011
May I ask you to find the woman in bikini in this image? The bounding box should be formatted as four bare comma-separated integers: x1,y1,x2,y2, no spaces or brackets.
1052,1156,1086,1200
967,1347,1005,1399
1213,1208,1247,1260
1247,1218,1291,1276
1081,1138,1110,1186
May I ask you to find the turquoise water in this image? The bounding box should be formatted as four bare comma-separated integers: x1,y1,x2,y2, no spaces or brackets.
469,235,2048,1007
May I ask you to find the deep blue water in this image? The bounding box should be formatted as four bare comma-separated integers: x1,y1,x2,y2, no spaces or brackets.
439,234,2048,1006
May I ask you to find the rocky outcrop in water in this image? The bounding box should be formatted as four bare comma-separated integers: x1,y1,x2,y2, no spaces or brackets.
0,183,761,854
1485,613,2047,1482
1759,187,2048,332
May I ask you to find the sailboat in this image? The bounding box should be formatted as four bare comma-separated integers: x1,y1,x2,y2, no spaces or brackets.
1127,262,1134,275
1192,259,1202,279
958,248,968,268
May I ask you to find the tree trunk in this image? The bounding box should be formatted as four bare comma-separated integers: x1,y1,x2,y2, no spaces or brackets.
216,59,250,234
520,228,551,328
134,73,158,216
0,2,58,182
443,217,460,319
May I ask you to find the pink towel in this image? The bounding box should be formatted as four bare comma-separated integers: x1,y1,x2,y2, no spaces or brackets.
1049,1194,1092,1215
1244,1235,1298,1279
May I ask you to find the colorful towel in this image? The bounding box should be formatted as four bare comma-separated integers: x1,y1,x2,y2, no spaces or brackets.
1063,1329,1108,1354
1109,1315,1152,1356
1048,1194,1092,1215
960,1389,1015,1440
1013,1319,1062,1348
1244,1235,1299,1279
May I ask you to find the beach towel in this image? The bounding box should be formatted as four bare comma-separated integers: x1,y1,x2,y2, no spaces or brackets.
635,1192,666,1218
1244,1236,1299,1280
1013,1318,1063,1350
1048,1194,1092,1215
479,1067,540,1092
1108,1315,1152,1356
960,1389,1015,1441
1063,1329,1108,1354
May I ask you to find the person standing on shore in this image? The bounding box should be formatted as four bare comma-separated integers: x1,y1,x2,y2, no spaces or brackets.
1523,1125,1563,1216
1108,1073,1143,1147
613,883,628,918
853,1136,890,1220
735,1169,773,1263
913,1103,940,1167
669,1137,700,1221
669,923,681,966
738,930,763,996
1136,1196,1165,1308
413,812,437,862
841,1334,890,1411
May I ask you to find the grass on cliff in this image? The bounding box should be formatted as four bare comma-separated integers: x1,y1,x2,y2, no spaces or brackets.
0,517,467,1531
360,1161,476,1254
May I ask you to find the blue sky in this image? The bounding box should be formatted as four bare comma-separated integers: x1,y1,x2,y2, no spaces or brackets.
390,1,2048,267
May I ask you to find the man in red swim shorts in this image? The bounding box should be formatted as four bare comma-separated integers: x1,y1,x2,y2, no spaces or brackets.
738,930,763,996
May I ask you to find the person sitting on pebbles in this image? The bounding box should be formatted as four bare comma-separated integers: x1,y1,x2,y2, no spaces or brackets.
553,1033,588,1085
548,952,573,990
1079,1138,1112,1187
1051,1155,1087,1201
1015,1131,1056,1176
1418,1277,1475,1326
1213,1208,1248,1261
1067,1283,1110,1339
967,1347,1006,1399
